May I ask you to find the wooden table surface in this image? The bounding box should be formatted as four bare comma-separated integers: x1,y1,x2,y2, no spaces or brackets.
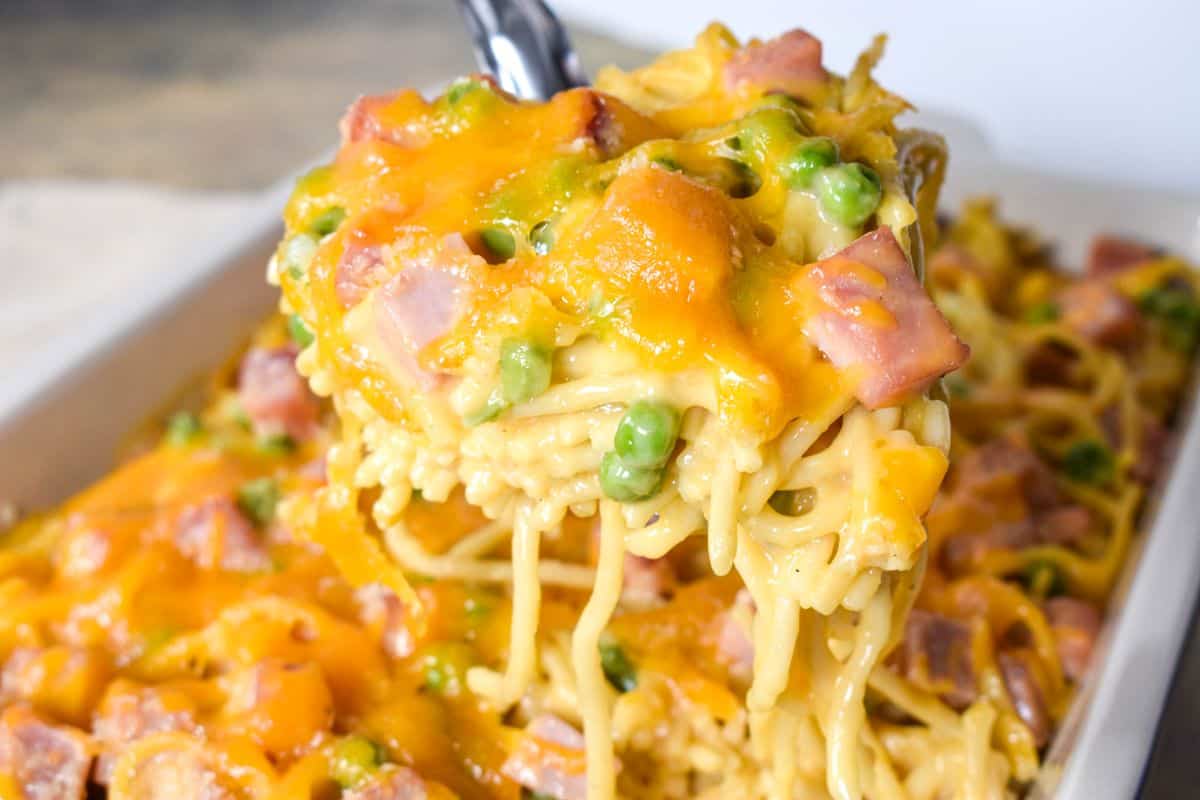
2,1,1196,795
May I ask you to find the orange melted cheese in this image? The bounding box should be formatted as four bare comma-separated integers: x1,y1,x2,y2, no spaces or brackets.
0,427,543,797
279,69,907,436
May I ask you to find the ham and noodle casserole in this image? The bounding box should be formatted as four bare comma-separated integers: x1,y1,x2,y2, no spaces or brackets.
2,23,1198,800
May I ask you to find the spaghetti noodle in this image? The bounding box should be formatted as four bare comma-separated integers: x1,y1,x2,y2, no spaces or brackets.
274,23,964,800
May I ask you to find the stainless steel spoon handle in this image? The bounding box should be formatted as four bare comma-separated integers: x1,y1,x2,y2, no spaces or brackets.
456,0,588,100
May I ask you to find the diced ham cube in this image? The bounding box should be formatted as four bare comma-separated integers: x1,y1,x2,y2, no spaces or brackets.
340,92,426,147
55,518,116,578
714,588,755,683
337,239,388,308
343,766,429,800
375,242,472,389
998,649,1051,747
896,609,977,709
583,91,619,155
939,436,1096,571
1057,279,1141,347
955,434,1060,511
794,227,970,408
0,704,91,800
620,554,675,609
222,659,334,758
237,345,320,440
724,29,827,97
355,583,416,659
1044,596,1102,683
501,714,588,800
108,736,239,800
173,497,270,574
940,521,1037,575
1036,505,1093,547
1085,234,1158,277
1132,414,1171,485
0,646,111,728
92,684,198,785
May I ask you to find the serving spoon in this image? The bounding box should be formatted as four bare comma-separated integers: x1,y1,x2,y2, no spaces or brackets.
456,0,588,101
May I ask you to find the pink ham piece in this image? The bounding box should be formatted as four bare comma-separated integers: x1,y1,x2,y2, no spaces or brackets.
1036,505,1093,547
998,649,1051,747
375,248,471,390
954,434,1059,511
337,240,388,308
173,497,270,573
343,766,429,800
0,704,91,800
620,554,675,609
237,345,320,440
339,92,430,148
1057,279,1141,347
794,227,970,408
55,517,116,578
1044,596,1102,683
724,29,827,96
92,685,198,785
355,583,416,659
1086,234,1158,277
501,714,589,800
107,738,239,800
896,609,978,709
714,588,755,683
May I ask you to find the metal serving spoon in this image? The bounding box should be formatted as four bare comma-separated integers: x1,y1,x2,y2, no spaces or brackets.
456,0,588,100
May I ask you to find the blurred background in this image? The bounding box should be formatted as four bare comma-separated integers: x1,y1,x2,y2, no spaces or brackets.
0,1,1196,794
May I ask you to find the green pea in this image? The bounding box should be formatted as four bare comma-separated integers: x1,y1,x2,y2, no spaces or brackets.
479,227,516,263
521,791,557,800
464,389,509,426
815,162,882,227
464,589,494,623
330,735,386,788
281,233,318,281
529,221,555,255
443,78,500,125
500,339,552,404
1139,284,1200,352
286,313,314,348
1024,301,1060,324
446,79,481,105
734,108,804,160
755,93,806,117
599,451,663,502
598,640,637,692
420,642,474,696
1061,440,1115,486
257,434,295,456
308,206,346,238
165,411,203,446
1021,559,1065,598
767,487,817,517
614,401,680,469
651,154,683,172
722,159,762,199
236,477,280,527
781,137,838,189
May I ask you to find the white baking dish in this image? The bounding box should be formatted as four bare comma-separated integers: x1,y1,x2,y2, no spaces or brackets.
1,140,1198,798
